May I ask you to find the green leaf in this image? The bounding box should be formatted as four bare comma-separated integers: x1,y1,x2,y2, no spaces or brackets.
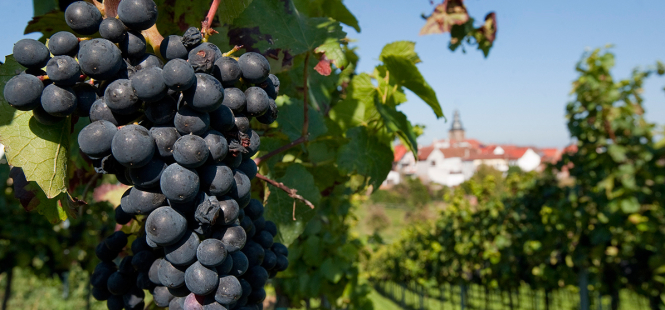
33,0,57,16
217,0,254,24
382,55,443,118
302,235,323,266
293,0,360,33
10,167,67,223
315,37,349,69
24,11,69,42
620,197,640,214
265,164,321,246
173,0,210,28
232,0,345,55
321,0,360,32
373,97,418,157
276,95,327,142
337,127,393,191
321,257,345,283
607,144,627,162
328,73,378,132
0,57,71,198
379,41,420,64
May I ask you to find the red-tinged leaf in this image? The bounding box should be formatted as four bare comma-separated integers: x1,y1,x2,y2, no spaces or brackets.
419,0,469,35
10,167,67,223
480,12,497,43
93,183,130,207
314,55,332,76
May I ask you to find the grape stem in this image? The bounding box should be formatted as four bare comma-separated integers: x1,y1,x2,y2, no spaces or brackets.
201,0,222,37
253,135,308,166
255,173,315,219
102,0,120,18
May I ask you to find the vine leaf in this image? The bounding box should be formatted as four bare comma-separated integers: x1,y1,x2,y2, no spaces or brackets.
24,10,69,42
380,41,421,64
276,95,327,142
173,0,210,27
314,37,349,74
374,97,418,157
0,56,71,199
320,0,360,32
217,0,254,24
328,73,378,133
231,0,346,55
337,126,393,191
382,55,443,118
10,167,68,223
264,164,320,246
420,0,469,35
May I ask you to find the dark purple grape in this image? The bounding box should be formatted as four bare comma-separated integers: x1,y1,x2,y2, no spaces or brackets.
131,67,167,102
145,95,177,124
160,35,188,60
183,73,224,112
13,39,50,69
221,87,246,114
99,17,127,43
209,105,235,132
48,31,79,56
160,163,200,203
174,105,210,135
164,231,199,266
145,206,188,246
238,52,270,84
163,58,196,91
4,74,43,111
111,124,155,168
184,261,219,295
196,238,227,267
104,79,140,115
73,83,98,116
117,0,158,31
150,126,181,159
78,120,117,159
78,39,123,80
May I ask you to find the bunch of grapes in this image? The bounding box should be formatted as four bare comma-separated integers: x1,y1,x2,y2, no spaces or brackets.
3,0,288,309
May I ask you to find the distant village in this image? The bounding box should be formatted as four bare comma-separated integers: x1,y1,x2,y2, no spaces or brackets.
385,111,569,187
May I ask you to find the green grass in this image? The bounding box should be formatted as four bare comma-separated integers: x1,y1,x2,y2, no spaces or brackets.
368,287,403,310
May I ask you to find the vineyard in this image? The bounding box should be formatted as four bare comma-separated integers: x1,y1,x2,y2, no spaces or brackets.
366,49,665,309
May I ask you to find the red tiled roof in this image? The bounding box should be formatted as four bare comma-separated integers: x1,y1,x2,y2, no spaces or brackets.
464,139,483,149
418,146,435,161
440,147,481,158
563,144,578,154
539,148,561,163
504,148,528,160
394,145,408,162
465,154,507,160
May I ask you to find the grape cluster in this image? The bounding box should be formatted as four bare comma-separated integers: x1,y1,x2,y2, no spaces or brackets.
3,1,287,309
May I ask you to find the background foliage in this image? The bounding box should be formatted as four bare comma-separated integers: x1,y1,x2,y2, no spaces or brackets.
367,48,665,309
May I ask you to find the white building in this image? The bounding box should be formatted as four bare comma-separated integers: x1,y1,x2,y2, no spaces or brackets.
382,110,559,188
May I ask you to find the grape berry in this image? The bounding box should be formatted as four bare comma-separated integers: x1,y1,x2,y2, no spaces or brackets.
2,1,287,309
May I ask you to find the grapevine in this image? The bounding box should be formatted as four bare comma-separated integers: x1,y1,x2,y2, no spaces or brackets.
3,1,290,309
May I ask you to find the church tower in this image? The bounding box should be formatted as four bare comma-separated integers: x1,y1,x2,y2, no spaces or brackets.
448,110,465,141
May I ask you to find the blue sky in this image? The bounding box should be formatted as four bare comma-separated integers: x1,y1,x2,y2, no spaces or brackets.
2,1,665,148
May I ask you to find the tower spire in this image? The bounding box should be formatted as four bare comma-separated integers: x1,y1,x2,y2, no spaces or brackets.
448,110,465,141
